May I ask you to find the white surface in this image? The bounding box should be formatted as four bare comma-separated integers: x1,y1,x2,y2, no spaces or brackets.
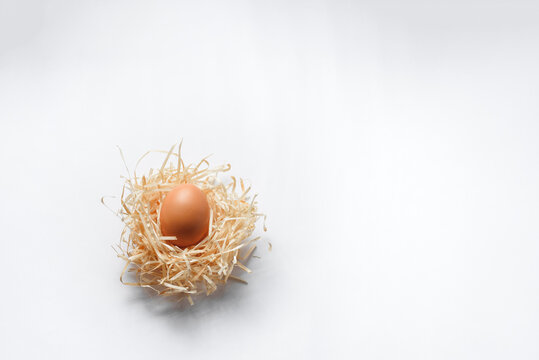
1,1,539,359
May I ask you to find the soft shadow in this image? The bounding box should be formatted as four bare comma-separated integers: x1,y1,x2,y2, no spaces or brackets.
122,235,273,333
123,273,256,333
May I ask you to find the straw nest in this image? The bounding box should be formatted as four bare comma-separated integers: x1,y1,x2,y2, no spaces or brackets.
106,144,267,305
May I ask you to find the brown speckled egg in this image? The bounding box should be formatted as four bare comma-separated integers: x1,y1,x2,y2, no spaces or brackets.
159,184,210,248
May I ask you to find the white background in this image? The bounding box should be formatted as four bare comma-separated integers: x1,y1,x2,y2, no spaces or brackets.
1,0,539,359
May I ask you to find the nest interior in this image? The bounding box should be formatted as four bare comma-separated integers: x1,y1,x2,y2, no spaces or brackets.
110,144,266,304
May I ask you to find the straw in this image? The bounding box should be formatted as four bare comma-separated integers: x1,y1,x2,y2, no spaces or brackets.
112,144,266,304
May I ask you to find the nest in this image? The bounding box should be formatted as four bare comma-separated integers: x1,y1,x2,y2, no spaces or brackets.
107,144,267,305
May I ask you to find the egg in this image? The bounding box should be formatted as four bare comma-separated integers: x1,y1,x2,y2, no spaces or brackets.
159,184,211,248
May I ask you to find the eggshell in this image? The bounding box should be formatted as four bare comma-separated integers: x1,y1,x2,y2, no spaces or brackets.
159,184,210,248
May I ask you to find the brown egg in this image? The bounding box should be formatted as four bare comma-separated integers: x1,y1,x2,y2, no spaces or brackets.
159,184,211,248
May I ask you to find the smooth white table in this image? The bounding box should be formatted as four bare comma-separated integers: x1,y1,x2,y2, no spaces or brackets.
1,1,539,359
